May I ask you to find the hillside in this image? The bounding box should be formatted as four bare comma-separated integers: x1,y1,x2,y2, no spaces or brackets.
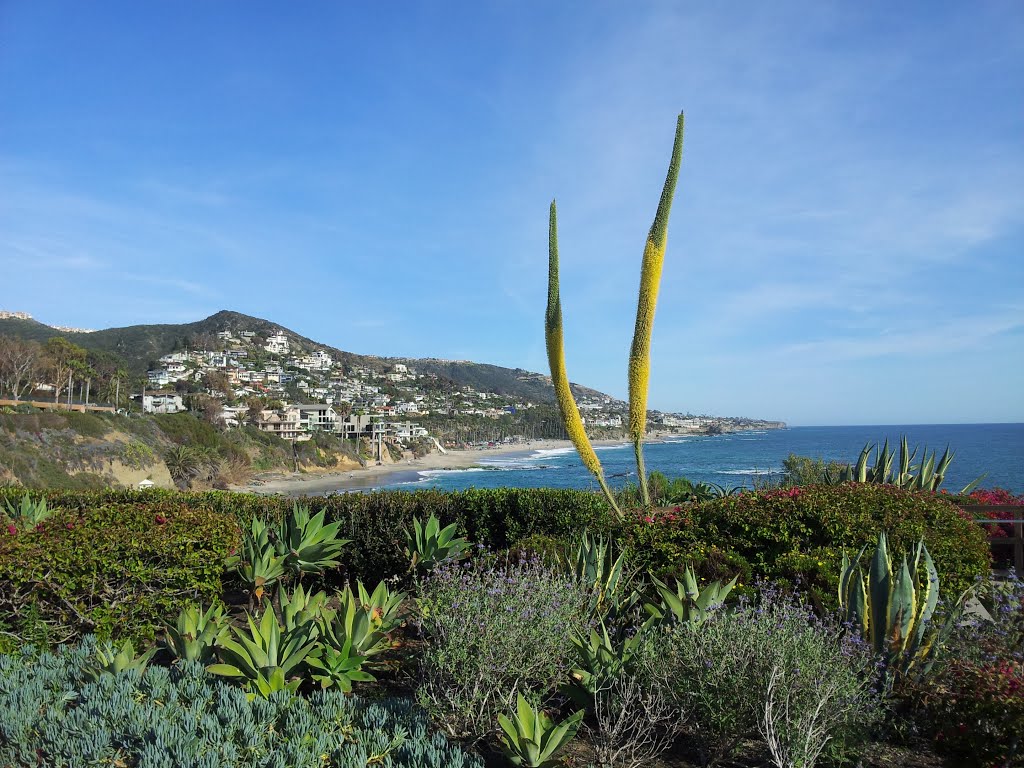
0,310,612,405
0,409,363,491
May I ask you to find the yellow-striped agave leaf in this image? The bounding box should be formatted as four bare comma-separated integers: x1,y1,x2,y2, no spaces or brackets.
628,112,685,507
546,201,622,518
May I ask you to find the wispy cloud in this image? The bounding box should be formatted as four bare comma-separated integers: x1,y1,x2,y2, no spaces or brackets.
776,309,1024,362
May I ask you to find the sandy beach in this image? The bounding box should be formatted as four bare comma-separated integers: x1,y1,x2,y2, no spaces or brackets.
229,432,692,497
230,439,582,496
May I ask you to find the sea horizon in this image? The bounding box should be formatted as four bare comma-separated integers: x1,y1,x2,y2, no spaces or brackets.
374,422,1024,496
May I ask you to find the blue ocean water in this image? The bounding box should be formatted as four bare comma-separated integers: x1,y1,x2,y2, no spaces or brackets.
381,424,1024,495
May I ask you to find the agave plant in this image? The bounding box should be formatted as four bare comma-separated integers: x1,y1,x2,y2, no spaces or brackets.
275,503,350,576
207,607,318,695
560,532,639,621
545,112,685,512
838,531,969,685
226,517,287,602
306,637,375,692
562,622,648,713
498,694,584,768
279,583,329,633
403,513,472,572
2,492,50,529
319,580,407,662
824,436,985,494
643,566,737,628
161,602,230,664
81,639,157,683
249,666,304,698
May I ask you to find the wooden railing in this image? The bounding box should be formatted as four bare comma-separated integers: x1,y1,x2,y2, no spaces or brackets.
0,398,115,414
961,504,1024,576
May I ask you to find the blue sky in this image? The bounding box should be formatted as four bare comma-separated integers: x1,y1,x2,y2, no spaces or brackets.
2,2,1022,426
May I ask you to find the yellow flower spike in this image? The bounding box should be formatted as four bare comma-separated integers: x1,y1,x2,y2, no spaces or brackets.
628,111,685,508
546,201,623,519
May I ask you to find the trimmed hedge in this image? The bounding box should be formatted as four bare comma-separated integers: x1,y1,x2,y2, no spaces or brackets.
621,483,991,605
0,487,614,586
0,494,239,652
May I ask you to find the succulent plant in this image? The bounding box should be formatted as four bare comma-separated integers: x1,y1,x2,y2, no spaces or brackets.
81,638,156,683
838,531,969,685
275,503,350,576
0,639,483,767
226,516,287,601
644,566,738,628
560,532,639,621
207,606,317,696
563,621,648,713
1,493,50,530
497,693,584,768
161,602,230,664
824,436,985,494
403,513,471,572
319,580,406,664
306,637,374,693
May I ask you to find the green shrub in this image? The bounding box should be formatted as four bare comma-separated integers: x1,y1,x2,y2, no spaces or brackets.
0,496,239,651
62,411,110,439
154,411,224,448
0,638,482,768
625,484,990,606
0,484,988,641
119,440,156,469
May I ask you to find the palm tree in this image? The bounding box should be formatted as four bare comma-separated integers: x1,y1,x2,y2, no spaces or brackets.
164,445,202,489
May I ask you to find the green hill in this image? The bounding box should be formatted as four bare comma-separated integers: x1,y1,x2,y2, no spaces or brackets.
0,310,615,405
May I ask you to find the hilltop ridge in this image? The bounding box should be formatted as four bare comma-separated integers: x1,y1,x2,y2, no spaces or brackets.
0,309,613,406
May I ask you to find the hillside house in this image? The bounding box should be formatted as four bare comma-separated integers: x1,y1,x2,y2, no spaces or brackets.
134,392,185,414
147,369,173,388
264,333,290,354
290,403,338,433
258,410,303,441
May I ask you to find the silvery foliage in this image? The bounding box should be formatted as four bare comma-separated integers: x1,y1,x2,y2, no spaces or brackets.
660,588,883,768
0,635,482,768
414,554,591,742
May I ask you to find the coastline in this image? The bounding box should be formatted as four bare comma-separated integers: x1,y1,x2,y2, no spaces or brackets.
230,437,636,497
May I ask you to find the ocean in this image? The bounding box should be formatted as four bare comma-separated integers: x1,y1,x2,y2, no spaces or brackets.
380,423,1024,495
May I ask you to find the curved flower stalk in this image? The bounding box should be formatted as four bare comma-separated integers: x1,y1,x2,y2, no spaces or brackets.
629,112,685,508
546,201,622,518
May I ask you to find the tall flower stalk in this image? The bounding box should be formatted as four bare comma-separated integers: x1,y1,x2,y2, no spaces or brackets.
544,111,685,512
629,111,685,507
546,202,622,518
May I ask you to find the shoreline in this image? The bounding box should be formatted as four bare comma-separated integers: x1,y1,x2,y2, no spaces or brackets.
230,437,638,497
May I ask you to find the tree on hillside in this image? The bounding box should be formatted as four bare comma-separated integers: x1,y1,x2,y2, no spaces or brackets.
164,445,203,489
202,370,232,399
44,337,87,404
188,393,224,426
0,335,43,401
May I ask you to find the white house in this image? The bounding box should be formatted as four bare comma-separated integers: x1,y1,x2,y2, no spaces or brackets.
147,369,173,388
134,392,185,414
264,333,290,354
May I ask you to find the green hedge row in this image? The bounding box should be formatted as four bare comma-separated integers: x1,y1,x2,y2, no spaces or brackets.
620,483,990,604
0,495,239,652
0,483,991,649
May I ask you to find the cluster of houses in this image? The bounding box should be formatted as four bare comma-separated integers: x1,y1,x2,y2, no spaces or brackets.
134,328,530,444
